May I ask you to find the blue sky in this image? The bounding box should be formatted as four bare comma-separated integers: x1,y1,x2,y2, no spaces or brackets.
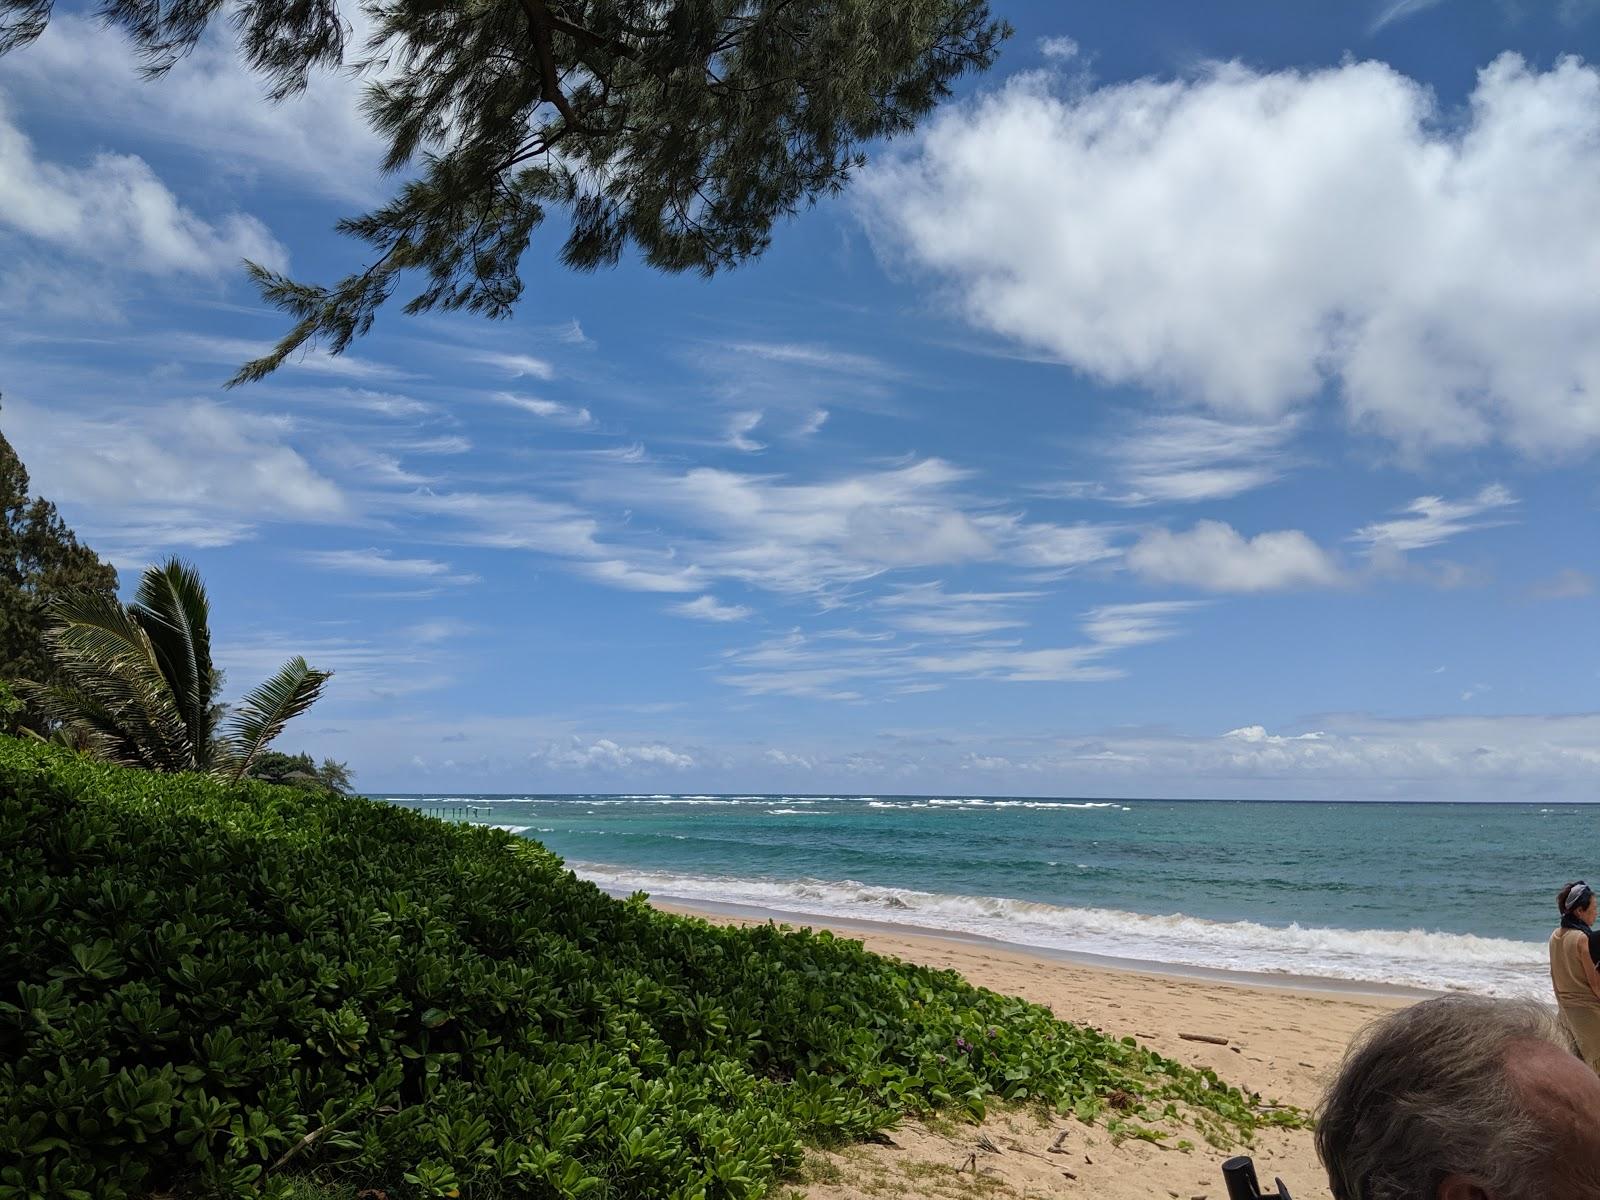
3,0,1599,798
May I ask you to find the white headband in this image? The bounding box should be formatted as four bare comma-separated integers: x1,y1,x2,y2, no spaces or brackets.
1567,883,1592,913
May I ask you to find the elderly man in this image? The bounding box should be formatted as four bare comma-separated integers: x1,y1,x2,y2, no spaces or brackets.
1316,995,1600,1200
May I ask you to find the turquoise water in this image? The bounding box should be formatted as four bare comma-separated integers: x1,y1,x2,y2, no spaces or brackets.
376,792,1586,994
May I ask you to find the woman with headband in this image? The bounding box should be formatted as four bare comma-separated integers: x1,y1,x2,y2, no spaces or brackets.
1550,880,1600,1070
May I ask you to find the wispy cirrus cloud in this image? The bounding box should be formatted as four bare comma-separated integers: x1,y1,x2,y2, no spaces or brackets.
2,395,344,559
566,457,1121,601
1352,484,1516,552
1524,568,1595,601
491,391,595,428
724,411,766,453
878,583,1037,636
334,390,437,419
1368,0,1449,33
672,595,755,622
719,601,1198,699
167,333,408,382
473,352,555,380
301,548,480,586
689,338,907,423
0,96,286,279
219,627,456,702
2,12,382,204
1061,414,1301,505
719,340,905,379
580,558,706,594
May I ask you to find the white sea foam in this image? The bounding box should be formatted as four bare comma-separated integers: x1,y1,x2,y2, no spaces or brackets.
573,864,1548,997
767,808,814,815
487,823,530,834
597,797,753,806
867,798,1124,811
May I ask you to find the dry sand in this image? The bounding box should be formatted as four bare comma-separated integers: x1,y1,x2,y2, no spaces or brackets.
667,905,1412,1200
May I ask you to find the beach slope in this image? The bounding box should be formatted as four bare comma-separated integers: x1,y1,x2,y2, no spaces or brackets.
671,908,1408,1200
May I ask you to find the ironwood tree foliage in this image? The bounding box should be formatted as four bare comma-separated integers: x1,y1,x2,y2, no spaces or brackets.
0,408,118,731
0,0,1008,382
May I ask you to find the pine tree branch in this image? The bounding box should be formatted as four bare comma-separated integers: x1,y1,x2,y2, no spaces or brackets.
544,11,635,58
518,0,596,135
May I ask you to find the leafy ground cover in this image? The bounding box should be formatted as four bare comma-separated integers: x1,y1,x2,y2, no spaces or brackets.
0,738,1298,1199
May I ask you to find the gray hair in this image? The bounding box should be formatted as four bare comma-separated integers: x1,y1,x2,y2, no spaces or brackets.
1316,995,1577,1200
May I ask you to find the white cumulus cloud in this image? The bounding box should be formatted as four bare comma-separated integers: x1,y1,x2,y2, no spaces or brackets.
1128,521,1344,592
862,53,1600,454
533,738,695,771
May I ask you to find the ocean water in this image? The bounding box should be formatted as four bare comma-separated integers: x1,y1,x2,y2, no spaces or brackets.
375,793,1590,996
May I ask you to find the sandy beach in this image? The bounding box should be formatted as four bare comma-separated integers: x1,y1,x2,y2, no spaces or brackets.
667,904,1413,1200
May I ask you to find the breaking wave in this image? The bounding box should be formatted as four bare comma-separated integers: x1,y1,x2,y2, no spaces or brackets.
867,798,1130,811
573,864,1546,997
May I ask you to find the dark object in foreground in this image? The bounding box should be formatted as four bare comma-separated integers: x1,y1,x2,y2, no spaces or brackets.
1222,1155,1293,1200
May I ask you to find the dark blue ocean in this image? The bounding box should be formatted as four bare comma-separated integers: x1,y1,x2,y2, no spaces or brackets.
375,792,1582,995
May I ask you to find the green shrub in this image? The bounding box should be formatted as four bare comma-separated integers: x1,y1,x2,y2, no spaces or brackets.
0,738,1292,1199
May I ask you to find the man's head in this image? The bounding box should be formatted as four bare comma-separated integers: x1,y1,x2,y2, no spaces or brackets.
1317,995,1600,1200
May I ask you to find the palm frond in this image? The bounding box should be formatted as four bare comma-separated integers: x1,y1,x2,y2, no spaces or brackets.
215,657,332,783
130,558,216,762
41,591,194,771
17,680,151,766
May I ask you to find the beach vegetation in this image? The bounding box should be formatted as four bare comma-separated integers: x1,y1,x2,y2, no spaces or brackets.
247,751,356,796
0,2,1008,384
0,739,1298,1199
23,558,330,782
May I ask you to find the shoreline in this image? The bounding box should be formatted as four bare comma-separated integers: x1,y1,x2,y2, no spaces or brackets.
654,897,1411,1200
635,891,1444,999
573,857,1547,999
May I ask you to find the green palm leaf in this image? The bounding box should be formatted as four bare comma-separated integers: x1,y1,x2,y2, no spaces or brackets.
20,682,142,764
215,656,332,784
35,560,330,781
38,589,192,771
129,558,216,764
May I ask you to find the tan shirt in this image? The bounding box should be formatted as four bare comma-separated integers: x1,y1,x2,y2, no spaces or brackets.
1550,926,1600,1008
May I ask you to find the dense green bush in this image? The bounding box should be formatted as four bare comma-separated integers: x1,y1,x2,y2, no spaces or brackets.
0,739,1291,1199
